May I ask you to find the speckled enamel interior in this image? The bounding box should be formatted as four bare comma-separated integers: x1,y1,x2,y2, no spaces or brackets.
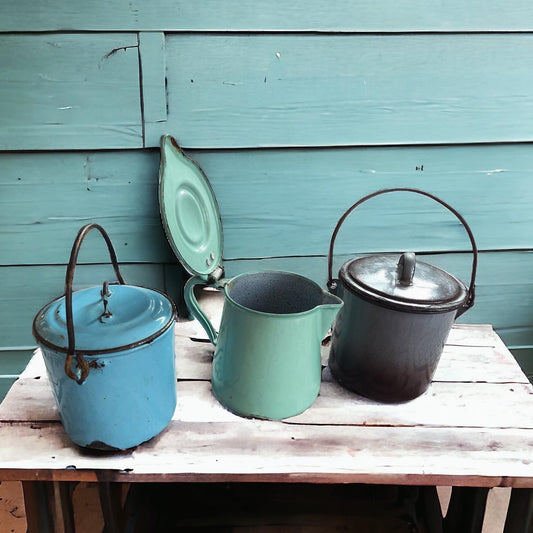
227,272,336,314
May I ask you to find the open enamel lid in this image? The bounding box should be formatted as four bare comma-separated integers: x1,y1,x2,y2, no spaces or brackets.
158,135,223,277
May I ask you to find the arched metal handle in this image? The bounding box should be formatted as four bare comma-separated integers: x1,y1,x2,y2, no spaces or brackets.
64,224,126,384
327,188,478,316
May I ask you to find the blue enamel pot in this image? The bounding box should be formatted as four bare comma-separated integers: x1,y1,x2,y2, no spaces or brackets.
33,224,177,450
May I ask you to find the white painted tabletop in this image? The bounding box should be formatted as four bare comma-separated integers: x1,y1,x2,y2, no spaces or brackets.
1,292,532,487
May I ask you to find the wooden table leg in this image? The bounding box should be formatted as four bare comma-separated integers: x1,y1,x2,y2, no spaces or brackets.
22,481,76,533
22,481,53,533
503,488,533,533
416,486,444,533
98,482,125,533
54,482,76,533
443,486,489,533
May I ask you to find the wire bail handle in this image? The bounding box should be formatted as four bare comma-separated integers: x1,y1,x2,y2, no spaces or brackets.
326,188,478,315
64,223,126,384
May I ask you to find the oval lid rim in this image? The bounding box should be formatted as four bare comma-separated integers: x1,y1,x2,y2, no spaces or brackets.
33,285,176,355
158,134,224,277
340,254,468,311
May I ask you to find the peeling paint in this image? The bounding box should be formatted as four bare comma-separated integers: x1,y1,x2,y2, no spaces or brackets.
102,44,139,61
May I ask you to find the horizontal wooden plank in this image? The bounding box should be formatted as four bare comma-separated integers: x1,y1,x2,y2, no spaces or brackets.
0,150,172,264
190,145,533,258
1,418,532,486
175,371,533,431
5,371,531,433
1,1,533,32
0,263,175,348
0,34,142,150
164,34,533,148
3,145,533,265
294,378,533,429
0,375,58,422
433,345,530,384
94,422,533,486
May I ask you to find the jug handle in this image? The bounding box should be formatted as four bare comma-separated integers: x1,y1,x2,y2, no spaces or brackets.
326,188,478,316
184,271,224,346
64,223,126,384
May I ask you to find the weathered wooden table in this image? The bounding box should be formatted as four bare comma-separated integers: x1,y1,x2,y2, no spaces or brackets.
1,296,533,532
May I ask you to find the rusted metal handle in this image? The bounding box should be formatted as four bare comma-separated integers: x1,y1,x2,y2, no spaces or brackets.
327,188,478,315
64,224,126,384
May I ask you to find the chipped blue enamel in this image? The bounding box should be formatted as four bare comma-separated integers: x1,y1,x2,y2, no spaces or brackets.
39,332,176,450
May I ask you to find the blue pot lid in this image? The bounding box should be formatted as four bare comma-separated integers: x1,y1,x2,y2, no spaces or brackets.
33,285,175,353
159,135,223,276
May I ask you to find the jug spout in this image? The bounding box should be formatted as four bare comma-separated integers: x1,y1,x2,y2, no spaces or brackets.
317,291,343,339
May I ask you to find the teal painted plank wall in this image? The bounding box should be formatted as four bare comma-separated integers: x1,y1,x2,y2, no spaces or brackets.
3,145,532,265
0,150,172,264
0,2,532,398
0,34,142,150
4,33,533,149
164,34,533,148
191,145,533,259
2,1,533,32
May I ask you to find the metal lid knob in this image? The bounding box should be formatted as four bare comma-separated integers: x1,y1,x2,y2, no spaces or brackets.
397,252,416,286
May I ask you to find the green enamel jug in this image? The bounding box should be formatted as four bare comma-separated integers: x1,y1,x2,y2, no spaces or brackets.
159,135,343,420
185,270,342,420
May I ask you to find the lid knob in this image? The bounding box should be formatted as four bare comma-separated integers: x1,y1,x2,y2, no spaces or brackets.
397,252,416,286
